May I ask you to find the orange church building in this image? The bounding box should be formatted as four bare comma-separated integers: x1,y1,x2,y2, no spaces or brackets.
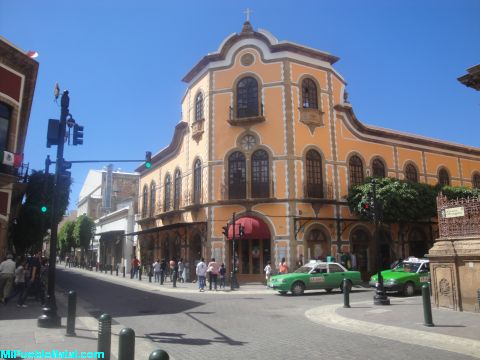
134,21,480,282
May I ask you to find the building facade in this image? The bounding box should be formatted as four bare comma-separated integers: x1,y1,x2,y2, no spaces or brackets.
77,166,139,272
135,22,480,282
0,37,38,258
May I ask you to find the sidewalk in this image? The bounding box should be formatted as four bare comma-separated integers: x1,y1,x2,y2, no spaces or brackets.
306,295,480,359
60,265,271,295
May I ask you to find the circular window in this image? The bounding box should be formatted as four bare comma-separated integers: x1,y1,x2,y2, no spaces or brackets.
241,134,256,151
241,53,255,66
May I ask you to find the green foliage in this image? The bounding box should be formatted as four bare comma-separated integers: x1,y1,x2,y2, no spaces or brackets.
10,170,71,254
347,177,437,223
58,220,77,253
73,214,95,252
440,185,480,200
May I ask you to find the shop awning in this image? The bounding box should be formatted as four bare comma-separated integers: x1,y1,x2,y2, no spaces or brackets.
98,230,125,242
227,216,270,240
124,221,206,236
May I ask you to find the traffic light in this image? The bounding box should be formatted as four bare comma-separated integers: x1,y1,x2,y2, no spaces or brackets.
47,119,60,148
72,123,84,145
58,159,72,187
222,225,229,237
361,201,374,221
41,205,48,214
145,151,152,169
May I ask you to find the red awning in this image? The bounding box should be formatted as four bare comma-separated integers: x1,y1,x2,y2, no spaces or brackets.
227,217,270,240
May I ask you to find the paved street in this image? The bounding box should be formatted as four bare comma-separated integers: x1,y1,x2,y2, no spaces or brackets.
47,267,478,360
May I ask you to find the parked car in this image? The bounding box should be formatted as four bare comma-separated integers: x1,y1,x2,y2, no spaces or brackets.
369,257,430,296
268,261,362,296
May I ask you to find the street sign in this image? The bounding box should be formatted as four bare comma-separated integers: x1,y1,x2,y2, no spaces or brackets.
443,206,465,218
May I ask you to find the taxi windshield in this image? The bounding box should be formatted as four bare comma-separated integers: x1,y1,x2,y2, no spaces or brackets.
294,265,314,274
393,262,421,273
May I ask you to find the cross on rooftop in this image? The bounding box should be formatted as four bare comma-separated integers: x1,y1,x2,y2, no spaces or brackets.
244,8,253,22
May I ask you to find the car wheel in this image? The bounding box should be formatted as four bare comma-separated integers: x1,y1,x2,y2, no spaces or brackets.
291,281,305,296
339,280,352,293
325,288,333,294
403,282,415,297
278,291,288,295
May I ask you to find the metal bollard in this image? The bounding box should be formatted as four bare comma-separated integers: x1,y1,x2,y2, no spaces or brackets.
422,284,434,327
139,268,142,281
123,266,126,278
98,313,112,360
110,265,113,275
118,328,135,360
149,271,152,283
105,266,107,274
343,278,351,308
116,266,119,276
148,349,170,360
66,291,77,336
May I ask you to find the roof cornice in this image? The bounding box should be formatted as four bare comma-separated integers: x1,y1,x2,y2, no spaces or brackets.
182,26,339,83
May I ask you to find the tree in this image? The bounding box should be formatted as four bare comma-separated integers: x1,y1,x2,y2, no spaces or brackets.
73,214,95,254
10,170,71,255
347,177,437,224
58,220,76,255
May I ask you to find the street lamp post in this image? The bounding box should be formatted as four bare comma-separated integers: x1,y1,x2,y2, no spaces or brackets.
372,179,390,306
38,90,70,327
230,213,237,290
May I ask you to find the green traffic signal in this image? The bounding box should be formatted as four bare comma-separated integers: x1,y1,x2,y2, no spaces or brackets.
145,162,152,169
41,205,48,213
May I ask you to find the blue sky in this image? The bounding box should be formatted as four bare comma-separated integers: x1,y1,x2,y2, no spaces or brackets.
1,0,479,212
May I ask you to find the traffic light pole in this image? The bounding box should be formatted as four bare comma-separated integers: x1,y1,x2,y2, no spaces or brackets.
372,179,390,306
230,212,236,291
38,91,70,328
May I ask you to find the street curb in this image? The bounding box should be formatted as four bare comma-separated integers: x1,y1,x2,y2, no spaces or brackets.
305,301,480,359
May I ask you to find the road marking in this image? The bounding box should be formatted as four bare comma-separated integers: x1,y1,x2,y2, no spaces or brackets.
305,302,480,359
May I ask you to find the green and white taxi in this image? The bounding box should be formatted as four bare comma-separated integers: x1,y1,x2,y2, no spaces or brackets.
268,261,362,296
369,257,430,296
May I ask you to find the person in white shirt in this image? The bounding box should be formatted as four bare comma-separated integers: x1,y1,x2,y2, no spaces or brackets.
264,261,273,286
0,254,16,304
152,259,161,282
196,258,207,292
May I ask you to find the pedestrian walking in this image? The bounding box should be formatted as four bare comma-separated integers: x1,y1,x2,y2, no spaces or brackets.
171,258,178,287
153,259,161,282
278,257,289,274
178,258,185,283
0,254,16,304
207,258,220,291
264,261,273,286
160,259,166,284
196,258,207,292
219,263,226,289
131,257,140,278
7,258,27,307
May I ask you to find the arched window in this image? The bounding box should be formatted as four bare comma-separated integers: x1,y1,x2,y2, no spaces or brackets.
228,151,246,199
349,155,364,187
301,78,318,109
405,164,418,182
174,169,182,210
195,92,203,122
142,185,148,218
251,149,269,198
473,173,480,189
237,77,259,118
193,159,202,204
372,158,386,178
438,168,450,186
306,149,323,198
164,174,171,212
150,181,156,217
